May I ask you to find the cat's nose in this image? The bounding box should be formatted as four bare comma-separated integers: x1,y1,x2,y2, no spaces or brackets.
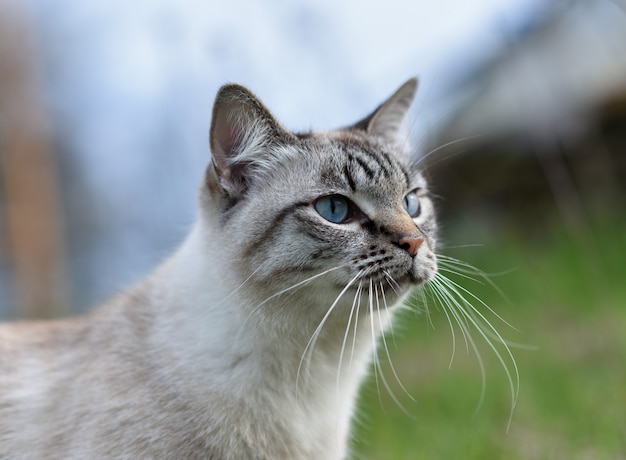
397,235,424,257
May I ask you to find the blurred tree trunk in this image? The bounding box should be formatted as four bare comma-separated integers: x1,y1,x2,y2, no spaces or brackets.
0,0,70,319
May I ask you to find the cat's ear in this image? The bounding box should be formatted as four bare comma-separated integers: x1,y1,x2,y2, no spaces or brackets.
350,77,418,140
209,84,291,199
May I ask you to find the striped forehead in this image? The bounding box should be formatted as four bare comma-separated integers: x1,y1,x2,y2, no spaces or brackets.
312,136,418,196
342,141,410,189
293,130,426,199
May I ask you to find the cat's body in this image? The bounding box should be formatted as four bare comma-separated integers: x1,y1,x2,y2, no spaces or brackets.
0,78,438,459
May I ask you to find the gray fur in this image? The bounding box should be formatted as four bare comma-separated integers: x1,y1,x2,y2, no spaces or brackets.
0,78,438,459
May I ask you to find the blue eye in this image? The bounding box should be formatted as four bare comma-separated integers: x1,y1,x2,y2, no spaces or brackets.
403,191,421,217
315,195,350,223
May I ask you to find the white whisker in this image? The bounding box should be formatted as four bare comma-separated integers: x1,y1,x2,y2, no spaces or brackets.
379,278,398,347
296,269,362,396
376,282,416,407
439,274,518,333
214,264,265,307
428,277,488,413
426,281,462,367
253,263,349,313
415,134,484,168
434,272,519,430
348,282,364,379
419,288,435,328
382,270,401,295
369,283,414,418
438,266,486,285
336,279,364,395
367,279,383,408
438,257,532,347
437,255,516,307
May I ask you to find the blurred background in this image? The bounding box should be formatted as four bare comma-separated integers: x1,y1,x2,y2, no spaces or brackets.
0,0,624,458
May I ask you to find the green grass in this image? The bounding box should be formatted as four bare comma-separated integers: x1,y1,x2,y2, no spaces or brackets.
351,216,626,459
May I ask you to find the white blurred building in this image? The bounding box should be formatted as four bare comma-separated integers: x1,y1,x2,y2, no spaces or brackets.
428,0,626,228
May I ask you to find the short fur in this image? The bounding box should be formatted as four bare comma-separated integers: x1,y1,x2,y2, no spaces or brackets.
0,78,438,459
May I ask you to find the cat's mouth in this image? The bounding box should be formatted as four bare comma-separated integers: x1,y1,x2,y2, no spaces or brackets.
349,248,438,290
343,258,437,298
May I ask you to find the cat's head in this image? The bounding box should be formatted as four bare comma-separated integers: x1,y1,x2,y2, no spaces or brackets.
202,79,437,318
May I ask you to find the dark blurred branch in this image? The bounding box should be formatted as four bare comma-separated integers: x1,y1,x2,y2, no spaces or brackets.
0,0,70,318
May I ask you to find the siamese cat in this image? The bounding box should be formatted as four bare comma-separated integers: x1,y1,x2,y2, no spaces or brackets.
0,78,441,459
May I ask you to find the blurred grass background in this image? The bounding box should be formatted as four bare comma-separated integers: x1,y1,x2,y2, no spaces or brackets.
352,215,626,459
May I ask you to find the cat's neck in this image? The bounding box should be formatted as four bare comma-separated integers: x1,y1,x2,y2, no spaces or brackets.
143,219,385,444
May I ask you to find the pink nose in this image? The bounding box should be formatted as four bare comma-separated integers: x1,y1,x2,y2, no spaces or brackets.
398,235,424,257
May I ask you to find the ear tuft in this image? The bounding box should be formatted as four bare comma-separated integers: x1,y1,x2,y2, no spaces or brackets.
350,77,418,141
209,84,288,198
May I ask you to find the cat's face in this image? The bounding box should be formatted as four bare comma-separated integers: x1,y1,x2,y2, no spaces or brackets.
203,79,437,318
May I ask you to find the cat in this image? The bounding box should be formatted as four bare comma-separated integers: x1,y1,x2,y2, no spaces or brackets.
0,78,439,459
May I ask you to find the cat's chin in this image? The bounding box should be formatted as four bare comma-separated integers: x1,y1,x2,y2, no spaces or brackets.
409,251,438,286
395,272,432,289
410,269,437,287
